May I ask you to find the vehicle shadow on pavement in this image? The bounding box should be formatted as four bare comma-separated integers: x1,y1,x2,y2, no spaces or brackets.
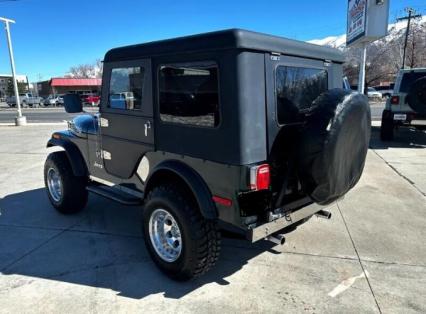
370,126,426,149
0,188,276,299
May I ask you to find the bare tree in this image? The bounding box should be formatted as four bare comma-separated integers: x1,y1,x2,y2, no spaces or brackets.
343,18,426,87
66,59,103,78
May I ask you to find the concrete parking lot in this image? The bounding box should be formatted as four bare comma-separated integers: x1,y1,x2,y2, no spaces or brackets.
0,123,424,313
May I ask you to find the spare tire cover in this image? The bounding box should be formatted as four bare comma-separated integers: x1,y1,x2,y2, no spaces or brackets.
297,89,371,205
408,77,426,114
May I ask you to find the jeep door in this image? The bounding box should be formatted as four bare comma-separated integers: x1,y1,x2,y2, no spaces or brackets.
99,59,154,179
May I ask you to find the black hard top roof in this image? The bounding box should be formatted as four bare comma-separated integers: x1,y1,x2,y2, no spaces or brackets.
104,29,345,63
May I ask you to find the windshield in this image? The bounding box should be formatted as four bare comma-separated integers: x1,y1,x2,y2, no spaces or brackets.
400,72,426,93
276,66,328,124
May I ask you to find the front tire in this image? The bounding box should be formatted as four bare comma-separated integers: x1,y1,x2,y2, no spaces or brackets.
44,151,88,214
142,184,220,281
380,110,394,141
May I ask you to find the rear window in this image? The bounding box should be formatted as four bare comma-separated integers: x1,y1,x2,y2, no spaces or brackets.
159,61,220,128
400,72,426,93
276,66,328,124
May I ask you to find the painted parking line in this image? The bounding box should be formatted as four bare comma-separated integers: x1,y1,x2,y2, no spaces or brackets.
328,270,370,298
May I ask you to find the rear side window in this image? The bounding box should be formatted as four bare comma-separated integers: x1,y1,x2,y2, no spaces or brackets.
400,72,426,93
109,67,145,110
159,62,220,128
276,66,328,124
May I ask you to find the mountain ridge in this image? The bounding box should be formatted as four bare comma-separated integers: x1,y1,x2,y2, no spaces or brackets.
307,15,426,48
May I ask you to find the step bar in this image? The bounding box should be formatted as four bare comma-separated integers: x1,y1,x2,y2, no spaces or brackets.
87,185,143,206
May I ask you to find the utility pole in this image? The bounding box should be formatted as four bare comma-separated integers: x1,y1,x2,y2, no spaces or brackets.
0,17,26,126
396,8,422,69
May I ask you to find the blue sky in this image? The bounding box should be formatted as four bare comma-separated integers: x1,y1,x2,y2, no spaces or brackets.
0,0,425,82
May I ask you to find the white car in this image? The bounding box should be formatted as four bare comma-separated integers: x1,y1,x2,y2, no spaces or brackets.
44,95,64,106
367,87,382,99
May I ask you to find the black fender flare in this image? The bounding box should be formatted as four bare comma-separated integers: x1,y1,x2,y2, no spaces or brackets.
47,137,88,177
144,160,218,220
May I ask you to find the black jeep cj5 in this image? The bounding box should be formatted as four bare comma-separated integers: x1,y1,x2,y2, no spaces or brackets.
44,29,371,280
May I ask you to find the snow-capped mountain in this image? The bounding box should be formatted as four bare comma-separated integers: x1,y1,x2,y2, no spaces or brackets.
308,15,426,49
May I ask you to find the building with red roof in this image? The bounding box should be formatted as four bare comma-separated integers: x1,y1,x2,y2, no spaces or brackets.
37,77,102,97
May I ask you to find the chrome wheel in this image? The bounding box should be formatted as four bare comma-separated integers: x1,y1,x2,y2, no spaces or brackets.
148,208,182,262
47,167,62,202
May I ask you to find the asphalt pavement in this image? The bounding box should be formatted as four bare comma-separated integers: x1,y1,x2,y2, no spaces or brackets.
0,123,424,313
0,101,385,123
0,103,98,123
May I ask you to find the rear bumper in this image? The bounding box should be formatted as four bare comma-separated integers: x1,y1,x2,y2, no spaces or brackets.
391,111,426,124
247,202,323,242
385,110,426,123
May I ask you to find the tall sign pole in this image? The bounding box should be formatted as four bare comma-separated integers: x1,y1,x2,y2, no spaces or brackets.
357,43,367,94
346,0,389,94
0,17,26,126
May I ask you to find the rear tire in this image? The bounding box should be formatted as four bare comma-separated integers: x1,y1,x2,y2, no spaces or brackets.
44,151,88,214
142,184,220,281
380,110,394,141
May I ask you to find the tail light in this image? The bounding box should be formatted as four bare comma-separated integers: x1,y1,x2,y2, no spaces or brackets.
390,96,399,105
250,164,270,191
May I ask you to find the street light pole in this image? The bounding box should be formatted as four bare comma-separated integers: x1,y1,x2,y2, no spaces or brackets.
0,17,26,126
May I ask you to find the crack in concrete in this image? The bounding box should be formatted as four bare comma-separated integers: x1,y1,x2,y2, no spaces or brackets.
2,223,425,269
47,260,149,280
372,150,426,197
336,201,382,314
0,216,89,273
0,223,141,240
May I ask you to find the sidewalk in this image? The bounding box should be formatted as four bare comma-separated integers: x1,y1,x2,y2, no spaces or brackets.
0,125,424,313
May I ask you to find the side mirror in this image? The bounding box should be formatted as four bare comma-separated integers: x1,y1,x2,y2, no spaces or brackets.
63,94,82,113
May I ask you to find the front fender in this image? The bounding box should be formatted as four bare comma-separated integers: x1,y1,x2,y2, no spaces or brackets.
47,134,88,177
145,160,218,220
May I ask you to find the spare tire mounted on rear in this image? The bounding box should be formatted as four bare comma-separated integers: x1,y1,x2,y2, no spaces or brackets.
408,77,426,115
296,89,371,205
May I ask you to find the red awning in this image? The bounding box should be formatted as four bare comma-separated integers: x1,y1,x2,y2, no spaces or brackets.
50,78,102,87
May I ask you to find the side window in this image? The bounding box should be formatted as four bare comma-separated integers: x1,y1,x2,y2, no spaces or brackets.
159,61,220,127
109,67,145,110
276,66,328,124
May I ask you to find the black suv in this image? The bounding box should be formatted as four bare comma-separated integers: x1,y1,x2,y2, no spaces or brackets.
44,29,371,280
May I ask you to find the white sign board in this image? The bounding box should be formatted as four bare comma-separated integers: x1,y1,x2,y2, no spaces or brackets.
347,0,367,45
347,0,389,47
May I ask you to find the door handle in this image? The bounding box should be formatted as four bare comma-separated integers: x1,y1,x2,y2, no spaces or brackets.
144,120,151,137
